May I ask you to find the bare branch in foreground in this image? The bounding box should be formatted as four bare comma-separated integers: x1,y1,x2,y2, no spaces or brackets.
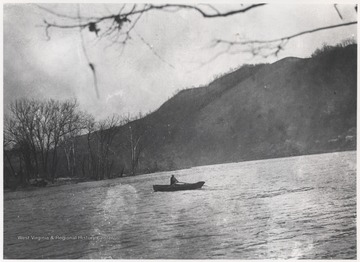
36,4,357,94
212,21,357,58
35,3,266,71
37,4,266,34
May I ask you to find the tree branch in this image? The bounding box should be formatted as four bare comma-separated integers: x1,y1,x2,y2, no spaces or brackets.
147,4,266,18
215,21,357,46
38,4,266,32
213,21,357,57
134,30,175,69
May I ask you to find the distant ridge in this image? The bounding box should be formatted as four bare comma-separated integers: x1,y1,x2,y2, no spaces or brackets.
74,44,357,174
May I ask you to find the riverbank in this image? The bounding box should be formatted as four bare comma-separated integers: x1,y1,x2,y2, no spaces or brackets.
4,150,355,193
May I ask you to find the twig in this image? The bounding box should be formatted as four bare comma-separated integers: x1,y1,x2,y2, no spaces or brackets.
203,4,221,15
122,10,145,44
197,44,233,69
134,30,175,69
334,4,343,20
117,4,126,16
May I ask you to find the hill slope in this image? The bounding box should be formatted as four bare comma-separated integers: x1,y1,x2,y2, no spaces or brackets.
113,44,357,173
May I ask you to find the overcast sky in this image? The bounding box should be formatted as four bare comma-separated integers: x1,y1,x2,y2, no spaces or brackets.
3,3,357,120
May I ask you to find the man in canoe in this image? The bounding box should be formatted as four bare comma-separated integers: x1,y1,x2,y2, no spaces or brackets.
170,175,179,185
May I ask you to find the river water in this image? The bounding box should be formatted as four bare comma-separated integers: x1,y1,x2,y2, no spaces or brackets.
4,151,356,259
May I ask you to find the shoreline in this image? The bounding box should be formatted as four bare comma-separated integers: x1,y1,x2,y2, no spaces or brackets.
4,149,356,193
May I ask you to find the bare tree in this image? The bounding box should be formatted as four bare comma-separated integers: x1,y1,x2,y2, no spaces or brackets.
95,114,123,179
129,125,141,175
4,122,19,187
81,114,123,180
5,99,41,182
122,117,146,176
4,98,91,184
47,99,86,182
81,114,97,179
60,109,90,178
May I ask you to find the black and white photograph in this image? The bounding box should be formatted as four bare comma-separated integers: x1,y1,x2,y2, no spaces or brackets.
3,1,357,259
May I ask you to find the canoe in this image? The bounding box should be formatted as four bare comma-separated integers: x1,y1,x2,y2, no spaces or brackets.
153,181,205,192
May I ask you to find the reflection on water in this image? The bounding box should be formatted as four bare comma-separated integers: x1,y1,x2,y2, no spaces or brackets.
4,151,356,259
